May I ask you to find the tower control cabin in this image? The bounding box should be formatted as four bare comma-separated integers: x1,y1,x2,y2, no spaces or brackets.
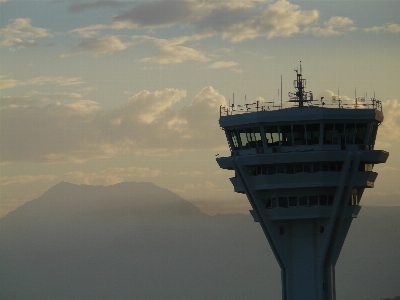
216,66,389,300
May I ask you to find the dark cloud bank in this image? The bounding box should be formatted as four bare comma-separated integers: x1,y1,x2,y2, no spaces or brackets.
1,182,399,300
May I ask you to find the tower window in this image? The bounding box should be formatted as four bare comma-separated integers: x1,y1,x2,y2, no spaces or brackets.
229,130,240,150
278,197,288,208
323,123,335,144
288,196,298,206
265,125,281,146
355,123,367,144
276,165,285,174
319,195,328,205
286,165,295,174
309,195,318,206
299,196,308,206
293,124,306,145
305,123,320,145
280,125,292,146
294,163,303,173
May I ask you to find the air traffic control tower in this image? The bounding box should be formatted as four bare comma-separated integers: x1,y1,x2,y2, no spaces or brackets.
216,65,389,300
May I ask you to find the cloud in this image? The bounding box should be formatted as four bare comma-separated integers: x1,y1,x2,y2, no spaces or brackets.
0,86,227,163
140,44,208,64
63,167,161,186
68,1,126,13
317,90,352,103
110,1,195,29
124,89,186,124
0,98,111,163
303,16,356,37
82,0,319,42
0,18,52,48
133,35,209,64
1,174,58,186
0,92,82,108
0,76,84,90
177,171,203,176
61,35,128,57
208,61,238,69
375,99,400,148
191,0,320,42
71,0,380,48
365,23,400,33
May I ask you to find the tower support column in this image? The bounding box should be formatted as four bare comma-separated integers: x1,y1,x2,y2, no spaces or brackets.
232,155,360,300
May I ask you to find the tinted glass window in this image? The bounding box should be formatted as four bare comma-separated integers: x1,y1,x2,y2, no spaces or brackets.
286,165,295,174
276,165,285,173
294,163,303,173
288,197,297,206
293,124,306,145
265,125,280,146
304,163,312,173
313,163,321,172
345,123,356,144
245,127,263,149
229,130,240,150
299,196,308,206
319,195,328,205
278,197,288,208
267,165,276,175
324,123,335,144
280,125,292,146
355,123,367,144
309,195,318,206
236,128,247,149
305,123,320,145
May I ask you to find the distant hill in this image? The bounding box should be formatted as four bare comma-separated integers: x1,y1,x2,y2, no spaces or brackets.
1,182,399,300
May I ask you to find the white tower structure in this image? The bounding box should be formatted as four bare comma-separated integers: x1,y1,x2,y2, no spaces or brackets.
216,65,388,300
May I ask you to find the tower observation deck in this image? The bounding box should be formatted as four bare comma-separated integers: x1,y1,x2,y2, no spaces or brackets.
216,65,389,300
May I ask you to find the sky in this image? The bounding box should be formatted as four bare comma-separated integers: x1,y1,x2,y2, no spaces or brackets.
1,0,400,217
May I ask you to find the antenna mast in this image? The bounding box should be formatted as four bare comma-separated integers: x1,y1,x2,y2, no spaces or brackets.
281,75,283,109
288,61,312,107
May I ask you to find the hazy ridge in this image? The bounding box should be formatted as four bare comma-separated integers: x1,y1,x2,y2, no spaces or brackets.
1,182,399,300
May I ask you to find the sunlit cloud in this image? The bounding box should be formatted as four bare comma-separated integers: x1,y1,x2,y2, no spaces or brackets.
63,166,161,186
190,0,320,41
0,86,227,163
110,1,195,29
317,90,352,103
365,23,400,33
0,76,84,90
66,0,395,53
208,61,238,69
375,99,400,148
0,18,53,48
177,171,203,177
73,0,319,43
68,1,126,13
303,16,356,37
132,35,209,64
0,92,82,108
1,174,58,186
61,35,129,57
125,89,186,124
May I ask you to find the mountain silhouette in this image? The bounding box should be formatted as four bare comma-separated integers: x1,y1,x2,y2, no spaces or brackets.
0,182,399,300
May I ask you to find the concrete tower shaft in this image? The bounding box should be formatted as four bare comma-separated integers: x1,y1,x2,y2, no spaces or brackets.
216,72,388,300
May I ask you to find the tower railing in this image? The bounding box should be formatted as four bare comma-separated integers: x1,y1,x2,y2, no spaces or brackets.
219,98,383,117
